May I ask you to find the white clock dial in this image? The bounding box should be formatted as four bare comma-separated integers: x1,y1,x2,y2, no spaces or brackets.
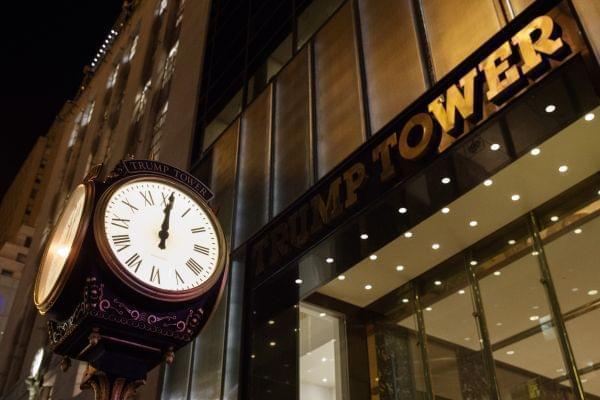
99,178,221,295
35,184,89,311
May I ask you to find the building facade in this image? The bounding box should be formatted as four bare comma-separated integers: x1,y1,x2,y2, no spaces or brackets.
1,0,600,399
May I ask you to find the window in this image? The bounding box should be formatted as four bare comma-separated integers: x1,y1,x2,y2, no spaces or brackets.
16,253,27,263
149,102,168,160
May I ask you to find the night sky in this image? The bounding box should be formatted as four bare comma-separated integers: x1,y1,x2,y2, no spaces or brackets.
0,2,122,199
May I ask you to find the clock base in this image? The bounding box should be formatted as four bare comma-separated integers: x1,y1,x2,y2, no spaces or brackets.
80,365,146,400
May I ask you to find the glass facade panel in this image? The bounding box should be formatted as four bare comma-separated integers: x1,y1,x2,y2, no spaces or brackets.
297,0,344,49
235,86,272,246
421,0,503,79
272,47,312,215
249,35,292,101
203,90,242,152
358,0,427,133
313,2,365,178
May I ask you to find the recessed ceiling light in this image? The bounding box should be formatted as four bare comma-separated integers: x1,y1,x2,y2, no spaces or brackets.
545,104,556,113
508,239,516,245
251,354,256,359
268,320,275,325
441,207,450,214
269,341,276,347
404,231,413,238
425,307,432,311
597,189,600,196
369,254,377,260
530,147,541,156
572,287,579,292
396,265,405,271
326,257,334,264
506,350,515,355
550,215,559,222
531,251,540,256
458,289,466,295
319,312,326,317
469,220,478,227
588,289,598,296
365,284,373,290
558,165,569,173
402,298,409,303
574,228,582,234
432,243,440,250
434,280,442,286
295,278,303,284
532,305,539,310
496,322,503,326
398,207,408,214
338,275,345,281
470,260,478,266
584,112,595,121
490,143,501,151
511,194,521,201
494,271,501,276
582,379,588,383
441,177,451,184
464,337,471,341
322,378,328,383
360,233,369,240
529,315,540,321
483,179,493,186
321,357,327,362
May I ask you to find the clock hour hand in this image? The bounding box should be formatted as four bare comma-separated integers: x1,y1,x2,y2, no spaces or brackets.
158,192,175,250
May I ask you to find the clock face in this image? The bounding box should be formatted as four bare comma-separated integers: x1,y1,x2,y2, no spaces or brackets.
96,176,224,301
35,184,90,312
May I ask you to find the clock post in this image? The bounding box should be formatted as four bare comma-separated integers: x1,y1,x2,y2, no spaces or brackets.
33,161,227,400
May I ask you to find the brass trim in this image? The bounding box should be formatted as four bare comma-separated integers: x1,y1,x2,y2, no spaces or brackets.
34,182,96,314
93,174,228,303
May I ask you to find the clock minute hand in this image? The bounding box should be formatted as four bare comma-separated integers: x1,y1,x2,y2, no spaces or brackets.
158,192,175,250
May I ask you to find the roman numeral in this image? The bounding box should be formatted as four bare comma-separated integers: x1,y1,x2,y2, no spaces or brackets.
175,270,184,285
111,215,130,229
160,192,169,207
112,234,131,252
181,208,191,218
186,258,204,276
194,244,210,255
150,266,161,284
125,253,142,272
191,227,206,233
121,198,139,213
139,190,154,206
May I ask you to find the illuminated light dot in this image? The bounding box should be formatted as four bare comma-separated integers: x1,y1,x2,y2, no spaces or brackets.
550,216,559,222
458,289,466,295
584,112,595,121
425,307,433,312
369,254,378,261
396,265,405,272
572,287,579,292
545,104,556,113
494,271,501,276
321,357,327,362
529,315,540,321
441,207,450,214
319,313,326,317
508,239,516,245
322,378,328,383
56,246,71,258
404,231,413,238
490,143,501,151
483,179,493,186
441,177,451,184
360,233,368,240
402,298,409,303
325,257,334,264
469,220,478,227
365,284,373,290
269,341,276,347
511,194,521,201
530,147,541,156
532,251,540,256
574,228,582,234
295,278,303,284
470,260,478,266
268,320,275,325
588,290,598,296
337,275,346,281
506,350,515,355
398,207,408,214
432,243,440,250
558,165,569,173
496,322,503,326
464,337,471,341
434,280,442,286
